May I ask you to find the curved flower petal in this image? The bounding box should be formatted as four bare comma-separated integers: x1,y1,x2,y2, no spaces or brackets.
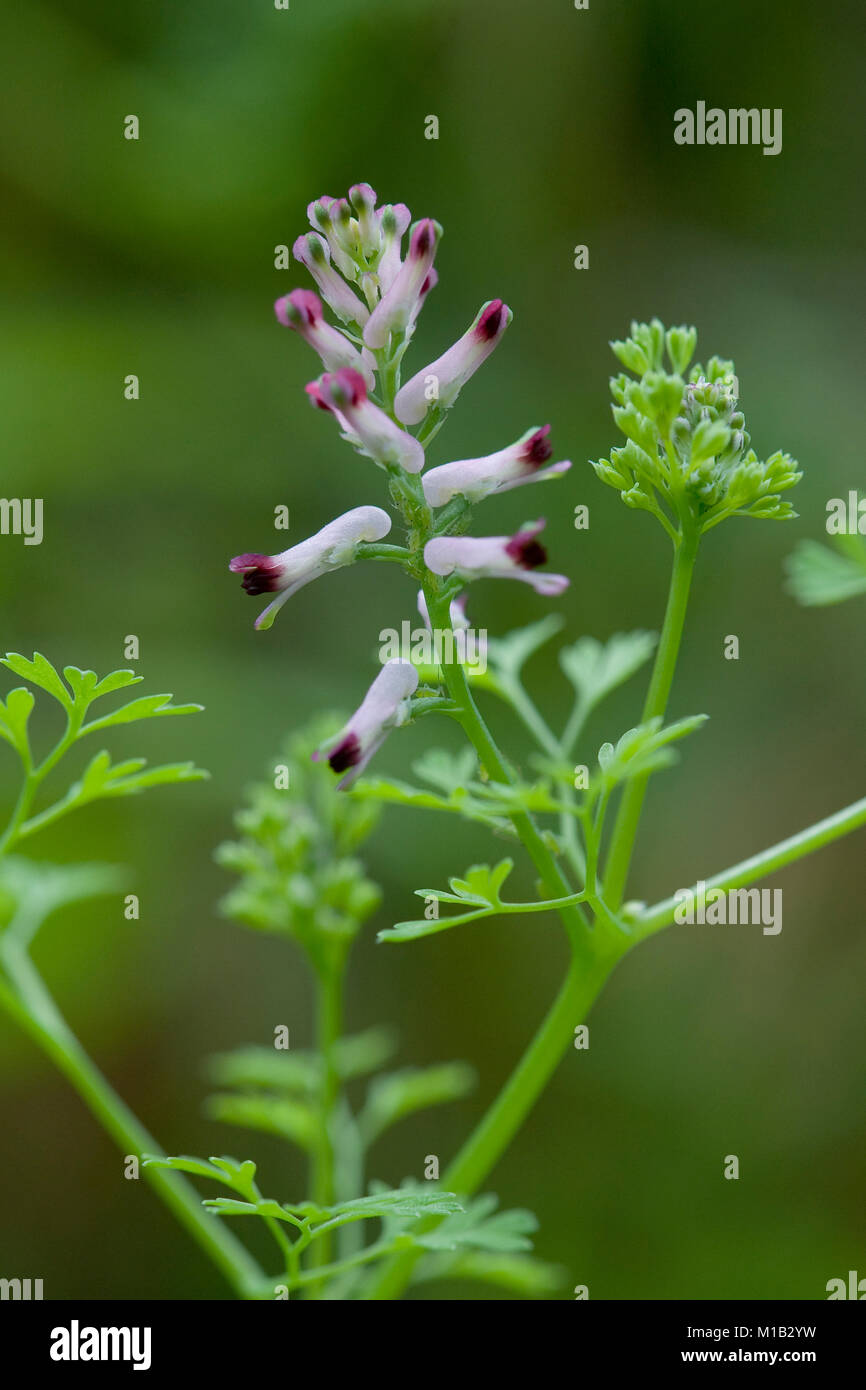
230,505,392,630
311,367,425,473
363,219,442,349
424,521,569,596
314,659,419,788
306,197,357,278
293,233,369,327
376,203,412,293
275,289,375,387
422,425,571,507
395,299,512,426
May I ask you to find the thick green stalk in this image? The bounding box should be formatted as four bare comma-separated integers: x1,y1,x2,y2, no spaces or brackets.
423,584,590,949
306,962,343,1278
0,944,265,1298
366,946,621,1299
603,527,699,907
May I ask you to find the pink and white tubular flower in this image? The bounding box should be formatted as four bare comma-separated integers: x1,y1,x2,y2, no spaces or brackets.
307,367,425,473
375,203,412,293
422,425,572,507
424,521,569,596
363,219,442,349
229,505,392,631
274,290,375,387
313,659,419,789
395,299,513,426
292,233,369,327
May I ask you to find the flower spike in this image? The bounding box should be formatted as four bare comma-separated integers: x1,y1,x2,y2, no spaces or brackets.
422,426,571,507
230,505,392,631
309,367,425,473
395,299,512,426
314,659,419,788
424,521,569,596
274,290,375,387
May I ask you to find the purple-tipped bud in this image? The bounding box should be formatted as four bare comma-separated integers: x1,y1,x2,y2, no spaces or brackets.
274,289,375,387
423,521,568,596
229,505,391,630
363,218,442,349
314,659,419,788
394,299,513,426
293,233,369,327
311,367,425,473
422,425,572,507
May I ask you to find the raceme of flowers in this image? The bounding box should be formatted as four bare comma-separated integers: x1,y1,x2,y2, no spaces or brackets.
229,183,574,783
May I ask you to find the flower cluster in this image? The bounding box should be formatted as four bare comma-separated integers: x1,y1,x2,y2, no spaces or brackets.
593,318,801,538
229,185,572,784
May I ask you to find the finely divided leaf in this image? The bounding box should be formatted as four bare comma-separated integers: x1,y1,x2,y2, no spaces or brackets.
559,631,657,713
80,694,203,736
1,652,72,710
360,1063,476,1144
597,714,707,787
414,1194,538,1253
785,538,866,607
0,688,35,759
205,1094,318,1151
142,1153,258,1199
485,615,565,679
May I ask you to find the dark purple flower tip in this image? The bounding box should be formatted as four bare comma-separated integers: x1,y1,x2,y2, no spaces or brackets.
275,288,321,328
305,381,330,411
522,425,553,466
409,218,438,260
320,366,367,411
505,522,548,571
475,299,506,341
420,269,438,297
229,553,283,595
328,731,362,774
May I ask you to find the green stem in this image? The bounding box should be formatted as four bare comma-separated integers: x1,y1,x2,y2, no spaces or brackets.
0,943,265,1298
362,580,622,1300
423,584,590,950
307,963,343,1278
603,528,699,907
366,947,619,1299
634,796,866,939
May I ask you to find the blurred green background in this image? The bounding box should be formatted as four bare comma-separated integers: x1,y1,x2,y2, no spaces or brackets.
1,0,864,1299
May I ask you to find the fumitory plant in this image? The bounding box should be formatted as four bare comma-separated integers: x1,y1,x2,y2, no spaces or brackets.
3,184,865,1301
